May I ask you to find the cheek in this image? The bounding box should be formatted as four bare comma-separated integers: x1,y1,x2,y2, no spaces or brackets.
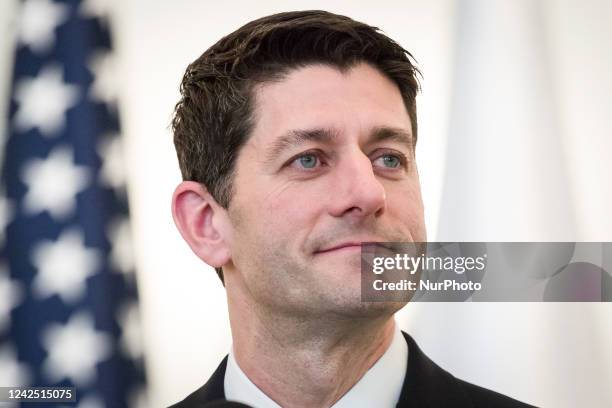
263,180,325,226
385,176,423,205
262,195,317,243
385,182,425,229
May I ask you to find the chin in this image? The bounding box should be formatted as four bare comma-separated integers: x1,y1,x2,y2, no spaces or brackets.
324,295,407,320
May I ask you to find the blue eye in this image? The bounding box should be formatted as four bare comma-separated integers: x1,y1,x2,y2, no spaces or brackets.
383,155,400,168
297,154,318,169
375,154,402,168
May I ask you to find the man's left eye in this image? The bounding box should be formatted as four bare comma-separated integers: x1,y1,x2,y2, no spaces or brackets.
374,154,403,169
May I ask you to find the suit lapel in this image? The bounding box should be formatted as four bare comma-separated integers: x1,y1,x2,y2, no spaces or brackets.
171,356,227,407
397,332,473,408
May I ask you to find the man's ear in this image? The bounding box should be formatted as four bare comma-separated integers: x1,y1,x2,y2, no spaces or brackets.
171,181,231,268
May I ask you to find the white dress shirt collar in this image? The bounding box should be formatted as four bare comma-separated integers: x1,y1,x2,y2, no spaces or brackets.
224,324,408,408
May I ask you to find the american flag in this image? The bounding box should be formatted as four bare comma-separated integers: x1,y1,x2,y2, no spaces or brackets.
0,0,147,407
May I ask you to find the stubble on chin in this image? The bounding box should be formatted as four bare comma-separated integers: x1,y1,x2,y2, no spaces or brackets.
227,204,419,320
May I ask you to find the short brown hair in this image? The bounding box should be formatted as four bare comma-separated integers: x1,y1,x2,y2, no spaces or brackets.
172,10,421,283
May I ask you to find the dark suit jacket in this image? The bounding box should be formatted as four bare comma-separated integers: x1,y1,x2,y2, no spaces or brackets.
170,332,537,407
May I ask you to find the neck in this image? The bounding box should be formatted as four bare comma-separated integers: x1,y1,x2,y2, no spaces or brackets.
227,290,397,407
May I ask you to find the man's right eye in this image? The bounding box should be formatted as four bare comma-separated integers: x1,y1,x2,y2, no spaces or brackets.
296,154,318,168
288,152,325,170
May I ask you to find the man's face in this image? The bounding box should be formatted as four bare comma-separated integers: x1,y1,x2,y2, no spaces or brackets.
224,62,426,317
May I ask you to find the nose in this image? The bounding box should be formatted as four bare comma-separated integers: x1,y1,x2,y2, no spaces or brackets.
327,149,386,219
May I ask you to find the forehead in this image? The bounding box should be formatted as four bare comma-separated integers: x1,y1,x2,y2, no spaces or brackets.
248,63,411,147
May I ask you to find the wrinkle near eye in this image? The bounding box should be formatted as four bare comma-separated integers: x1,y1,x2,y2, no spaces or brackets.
262,179,300,203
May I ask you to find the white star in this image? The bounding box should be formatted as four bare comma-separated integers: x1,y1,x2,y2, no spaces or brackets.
0,193,13,246
42,312,111,386
0,344,30,387
97,133,126,192
79,0,114,20
21,146,90,220
107,216,134,275
118,301,143,359
18,0,69,54
87,51,118,105
0,265,24,333
13,64,79,137
32,228,101,304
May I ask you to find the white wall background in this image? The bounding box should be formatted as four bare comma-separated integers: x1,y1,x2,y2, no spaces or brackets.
1,1,611,407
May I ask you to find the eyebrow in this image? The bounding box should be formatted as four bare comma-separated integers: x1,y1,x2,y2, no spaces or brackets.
368,126,414,151
263,126,413,165
264,128,339,165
